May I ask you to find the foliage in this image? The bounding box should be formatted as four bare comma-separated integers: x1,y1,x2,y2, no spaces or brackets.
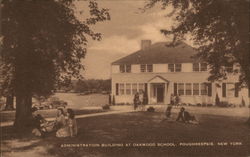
145,0,250,88
1,0,110,97
102,104,110,110
147,106,155,112
0,0,110,128
71,79,111,93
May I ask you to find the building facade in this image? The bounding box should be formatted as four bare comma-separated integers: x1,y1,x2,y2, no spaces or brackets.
111,40,249,106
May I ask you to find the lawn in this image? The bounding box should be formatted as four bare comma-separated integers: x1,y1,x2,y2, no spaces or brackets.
0,108,106,122
1,111,250,157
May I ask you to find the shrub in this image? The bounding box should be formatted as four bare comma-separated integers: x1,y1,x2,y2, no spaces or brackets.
102,104,110,110
202,103,207,107
218,101,229,107
197,103,202,107
147,107,155,112
207,104,213,107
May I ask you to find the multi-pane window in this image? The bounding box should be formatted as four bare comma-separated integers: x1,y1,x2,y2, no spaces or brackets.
126,83,131,95
193,63,207,72
168,64,182,72
140,64,146,72
200,83,207,95
193,83,199,95
200,63,207,71
138,83,144,93
185,83,192,95
119,64,131,73
193,63,200,72
174,82,212,96
168,64,175,72
175,64,182,72
132,83,137,95
119,84,125,95
147,64,153,72
141,64,153,72
119,65,125,73
125,65,131,73
178,83,184,95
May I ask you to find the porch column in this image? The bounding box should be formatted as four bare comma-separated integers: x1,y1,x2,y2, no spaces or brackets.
147,83,151,104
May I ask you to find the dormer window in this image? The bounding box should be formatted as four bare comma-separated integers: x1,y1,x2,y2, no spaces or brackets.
168,63,182,72
140,64,153,72
120,64,131,73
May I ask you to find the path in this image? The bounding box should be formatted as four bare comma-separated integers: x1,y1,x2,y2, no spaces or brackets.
0,108,136,127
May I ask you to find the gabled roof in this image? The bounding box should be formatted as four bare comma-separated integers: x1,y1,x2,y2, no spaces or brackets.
112,41,199,65
148,75,169,83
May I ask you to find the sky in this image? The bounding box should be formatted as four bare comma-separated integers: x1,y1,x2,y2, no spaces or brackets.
77,0,175,79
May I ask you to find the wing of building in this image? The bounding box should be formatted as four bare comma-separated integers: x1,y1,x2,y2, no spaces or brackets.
111,40,249,106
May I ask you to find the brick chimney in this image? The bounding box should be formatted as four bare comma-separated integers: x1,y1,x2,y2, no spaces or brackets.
141,40,151,50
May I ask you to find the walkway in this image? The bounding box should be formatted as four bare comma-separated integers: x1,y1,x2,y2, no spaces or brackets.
0,108,136,127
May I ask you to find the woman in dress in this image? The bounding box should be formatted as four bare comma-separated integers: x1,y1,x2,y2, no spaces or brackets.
53,108,66,131
56,108,78,137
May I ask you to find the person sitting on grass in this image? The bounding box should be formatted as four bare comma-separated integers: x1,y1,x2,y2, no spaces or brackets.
56,108,78,137
176,107,199,124
165,105,172,119
53,108,66,131
30,107,47,137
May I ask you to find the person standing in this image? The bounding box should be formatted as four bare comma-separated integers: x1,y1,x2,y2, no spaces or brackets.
170,94,175,106
133,92,140,110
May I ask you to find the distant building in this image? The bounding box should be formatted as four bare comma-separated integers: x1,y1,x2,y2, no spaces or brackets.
111,40,249,105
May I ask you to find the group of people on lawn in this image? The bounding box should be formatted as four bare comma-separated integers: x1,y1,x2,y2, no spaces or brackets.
30,107,78,138
134,91,198,124
165,94,199,124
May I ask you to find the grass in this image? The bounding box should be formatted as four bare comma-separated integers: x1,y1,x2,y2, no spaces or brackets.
1,111,250,157
0,108,106,122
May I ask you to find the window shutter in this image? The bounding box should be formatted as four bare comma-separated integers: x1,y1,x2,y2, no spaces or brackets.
222,83,226,97
207,83,212,97
144,83,147,93
249,86,250,98
234,83,239,97
174,83,177,96
116,83,119,95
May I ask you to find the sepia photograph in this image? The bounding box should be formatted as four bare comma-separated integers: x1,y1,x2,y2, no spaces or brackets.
0,0,250,156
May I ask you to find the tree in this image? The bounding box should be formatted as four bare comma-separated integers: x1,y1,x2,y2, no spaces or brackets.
1,0,110,130
146,0,249,122
145,0,249,88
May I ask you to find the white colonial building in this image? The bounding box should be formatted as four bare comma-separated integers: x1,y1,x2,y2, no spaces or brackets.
111,40,249,105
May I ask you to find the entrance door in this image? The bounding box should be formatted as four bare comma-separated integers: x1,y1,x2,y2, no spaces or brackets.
157,85,164,103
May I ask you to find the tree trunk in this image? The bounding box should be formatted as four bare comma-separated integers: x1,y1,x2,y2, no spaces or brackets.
14,92,33,130
5,94,14,111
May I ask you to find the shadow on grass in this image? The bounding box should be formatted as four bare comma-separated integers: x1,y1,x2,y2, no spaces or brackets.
1,112,250,157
